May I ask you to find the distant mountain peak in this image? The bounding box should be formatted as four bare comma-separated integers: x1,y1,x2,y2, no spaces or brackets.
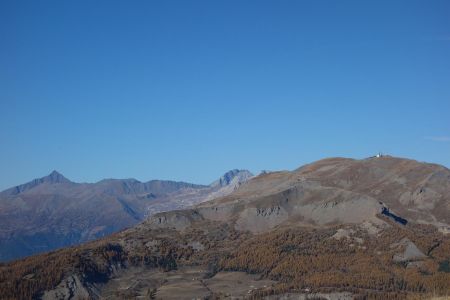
45,170,70,183
210,169,253,188
0,170,71,196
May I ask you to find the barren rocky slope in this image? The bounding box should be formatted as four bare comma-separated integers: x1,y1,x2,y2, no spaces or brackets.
0,169,253,262
1,156,449,299
188,156,450,234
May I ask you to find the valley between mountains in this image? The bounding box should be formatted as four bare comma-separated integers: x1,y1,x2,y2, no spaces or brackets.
1,156,450,299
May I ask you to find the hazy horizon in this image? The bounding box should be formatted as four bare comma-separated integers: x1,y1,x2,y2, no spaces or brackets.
1,154,449,192
1,0,449,190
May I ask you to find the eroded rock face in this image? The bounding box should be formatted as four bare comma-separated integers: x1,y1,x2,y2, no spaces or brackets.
235,205,289,233
195,179,385,234
210,169,254,188
147,210,204,231
399,187,441,210
42,275,92,300
193,156,450,233
391,238,427,263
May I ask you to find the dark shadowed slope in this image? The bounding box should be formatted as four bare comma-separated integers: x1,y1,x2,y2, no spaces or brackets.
0,169,253,261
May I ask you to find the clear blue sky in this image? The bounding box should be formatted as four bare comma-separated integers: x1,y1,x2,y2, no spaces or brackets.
1,0,449,190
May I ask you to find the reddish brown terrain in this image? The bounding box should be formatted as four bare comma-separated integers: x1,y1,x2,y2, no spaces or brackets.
1,156,449,299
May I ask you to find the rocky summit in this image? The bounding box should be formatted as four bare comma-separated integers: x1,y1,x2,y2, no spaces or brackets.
0,156,449,299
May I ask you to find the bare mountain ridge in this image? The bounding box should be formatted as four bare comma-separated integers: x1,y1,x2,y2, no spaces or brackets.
210,169,253,188
1,156,450,299
0,169,253,262
1,171,205,198
1,170,71,196
154,156,450,234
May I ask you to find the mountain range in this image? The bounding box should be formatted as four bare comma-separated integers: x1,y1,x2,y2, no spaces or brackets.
0,156,449,299
0,169,253,262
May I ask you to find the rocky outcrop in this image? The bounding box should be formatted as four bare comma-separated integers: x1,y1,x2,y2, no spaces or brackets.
210,169,253,188
42,275,92,300
391,237,427,263
187,156,450,234
148,210,204,231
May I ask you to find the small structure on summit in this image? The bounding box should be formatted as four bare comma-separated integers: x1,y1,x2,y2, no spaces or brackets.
376,152,383,158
